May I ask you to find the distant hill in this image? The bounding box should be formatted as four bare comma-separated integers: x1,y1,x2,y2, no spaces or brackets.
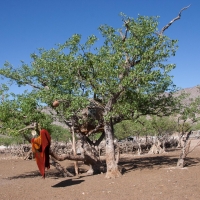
175,85,200,104
42,107,70,129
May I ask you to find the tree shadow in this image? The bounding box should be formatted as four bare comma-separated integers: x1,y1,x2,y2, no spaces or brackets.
6,152,200,180
52,178,85,188
184,157,200,167
7,168,77,180
165,148,181,152
6,164,90,180
119,154,200,173
65,164,88,174
7,170,42,180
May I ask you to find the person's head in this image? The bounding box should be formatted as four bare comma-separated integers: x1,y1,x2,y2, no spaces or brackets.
31,130,37,137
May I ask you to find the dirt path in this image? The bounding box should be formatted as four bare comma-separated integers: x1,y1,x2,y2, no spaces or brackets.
0,140,200,200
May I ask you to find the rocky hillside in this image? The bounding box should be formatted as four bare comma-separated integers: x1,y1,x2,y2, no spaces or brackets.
175,85,200,104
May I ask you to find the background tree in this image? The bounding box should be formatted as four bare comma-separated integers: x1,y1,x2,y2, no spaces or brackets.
49,125,71,142
0,6,189,178
150,116,177,136
0,87,54,136
173,89,200,167
114,120,145,140
175,89,200,140
192,122,200,131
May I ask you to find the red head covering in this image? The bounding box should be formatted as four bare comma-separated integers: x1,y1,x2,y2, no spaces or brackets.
31,129,51,178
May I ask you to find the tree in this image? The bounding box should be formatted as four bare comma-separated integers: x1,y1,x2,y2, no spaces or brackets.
49,124,71,142
114,117,155,140
0,6,190,178
174,89,200,167
150,116,177,136
174,88,200,143
192,122,200,131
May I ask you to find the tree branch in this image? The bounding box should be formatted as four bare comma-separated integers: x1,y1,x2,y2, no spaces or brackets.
87,124,104,136
159,5,191,35
50,149,85,161
50,157,74,177
120,18,130,42
18,124,37,132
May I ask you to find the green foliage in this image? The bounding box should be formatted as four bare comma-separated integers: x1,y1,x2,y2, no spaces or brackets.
174,91,200,133
49,125,71,142
0,135,24,146
114,117,154,139
192,122,200,131
0,90,53,136
0,13,182,137
114,120,136,139
0,137,13,147
149,116,177,136
88,132,102,141
114,116,177,139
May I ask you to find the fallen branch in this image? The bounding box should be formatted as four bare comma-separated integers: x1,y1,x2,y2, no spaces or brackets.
50,157,74,177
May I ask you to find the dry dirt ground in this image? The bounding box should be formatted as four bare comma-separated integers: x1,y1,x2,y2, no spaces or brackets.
0,140,200,200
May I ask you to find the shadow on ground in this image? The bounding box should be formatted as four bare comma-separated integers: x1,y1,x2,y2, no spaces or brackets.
7,165,87,180
119,154,200,173
6,152,200,180
51,178,85,187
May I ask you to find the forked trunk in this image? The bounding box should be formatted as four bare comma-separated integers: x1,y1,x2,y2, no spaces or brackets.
104,120,121,179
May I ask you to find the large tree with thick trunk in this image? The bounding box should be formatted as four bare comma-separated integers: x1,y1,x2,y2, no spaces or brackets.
0,6,190,178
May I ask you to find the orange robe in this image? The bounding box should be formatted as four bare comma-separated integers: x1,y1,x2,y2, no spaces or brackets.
31,129,51,178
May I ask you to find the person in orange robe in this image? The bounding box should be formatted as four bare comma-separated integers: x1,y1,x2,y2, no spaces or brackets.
31,129,51,178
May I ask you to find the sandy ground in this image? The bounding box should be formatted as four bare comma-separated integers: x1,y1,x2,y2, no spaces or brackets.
0,140,200,200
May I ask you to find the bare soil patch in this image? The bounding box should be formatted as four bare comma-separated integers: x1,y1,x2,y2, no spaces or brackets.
0,140,200,200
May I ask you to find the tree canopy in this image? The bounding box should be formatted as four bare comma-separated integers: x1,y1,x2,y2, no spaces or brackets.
0,14,180,125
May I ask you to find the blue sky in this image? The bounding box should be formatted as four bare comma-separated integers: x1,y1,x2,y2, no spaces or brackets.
0,0,199,94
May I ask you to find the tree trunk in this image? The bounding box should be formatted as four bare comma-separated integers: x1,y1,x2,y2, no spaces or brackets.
104,119,121,179
71,126,79,176
162,140,166,152
148,139,164,154
177,140,191,168
137,142,141,155
177,131,192,168
115,142,120,164
178,134,183,148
